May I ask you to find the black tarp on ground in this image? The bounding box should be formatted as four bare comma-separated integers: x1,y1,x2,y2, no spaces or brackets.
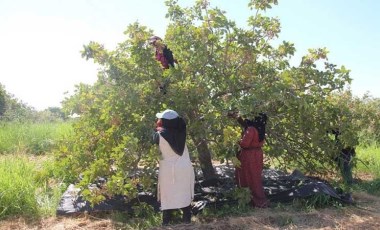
56,184,160,215
56,167,353,216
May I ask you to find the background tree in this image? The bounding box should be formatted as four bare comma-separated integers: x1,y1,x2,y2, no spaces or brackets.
0,84,6,118
59,0,358,203
343,93,380,146
0,83,36,122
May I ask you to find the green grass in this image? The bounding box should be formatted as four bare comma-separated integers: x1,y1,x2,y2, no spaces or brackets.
0,121,72,219
355,144,380,178
0,154,39,219
0,122,73,155
0,154,64,220
348,144,380,196
353,178,380,196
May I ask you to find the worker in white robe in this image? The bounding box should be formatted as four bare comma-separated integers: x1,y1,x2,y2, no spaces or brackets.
153,109,195,225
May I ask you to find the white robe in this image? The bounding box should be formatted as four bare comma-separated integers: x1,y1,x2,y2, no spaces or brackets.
157,134,195,210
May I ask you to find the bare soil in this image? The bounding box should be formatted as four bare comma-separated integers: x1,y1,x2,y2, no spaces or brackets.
1,192,379,230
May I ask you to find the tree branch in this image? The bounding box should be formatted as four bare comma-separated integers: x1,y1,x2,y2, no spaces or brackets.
211,85,253,100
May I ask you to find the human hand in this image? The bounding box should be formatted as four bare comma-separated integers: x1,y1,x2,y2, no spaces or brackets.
155,127,164,132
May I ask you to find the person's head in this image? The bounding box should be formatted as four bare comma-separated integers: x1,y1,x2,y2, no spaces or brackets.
156,109,179,120
155,109,185,129
149,35,163,47
253,113,267,126
246,113,268,142
245,113,267,127
155,109,187,155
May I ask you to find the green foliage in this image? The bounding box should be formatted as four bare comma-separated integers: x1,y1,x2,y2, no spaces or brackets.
231,187,252,208
35,107,68,122
351,96,380,146
59,0,363,204
0,84,6,117
0,122,73,155
129,203,162,228
0,83,36,122
0,83,68,122
249,0,278,11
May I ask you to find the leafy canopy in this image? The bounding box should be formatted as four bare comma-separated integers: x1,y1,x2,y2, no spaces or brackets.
59,0,357,203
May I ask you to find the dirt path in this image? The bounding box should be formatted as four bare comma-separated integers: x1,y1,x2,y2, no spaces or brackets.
1,192,379,230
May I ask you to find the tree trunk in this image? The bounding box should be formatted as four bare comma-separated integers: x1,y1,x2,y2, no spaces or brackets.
187,109,217,183
192,136,217,181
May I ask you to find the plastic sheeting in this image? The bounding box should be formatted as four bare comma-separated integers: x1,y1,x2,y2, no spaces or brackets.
56,167,353,216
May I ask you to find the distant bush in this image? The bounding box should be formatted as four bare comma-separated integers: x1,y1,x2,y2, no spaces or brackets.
1,83,69,123
353,96,380,146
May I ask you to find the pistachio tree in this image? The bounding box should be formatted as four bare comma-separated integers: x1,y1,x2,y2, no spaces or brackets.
59,0,356,203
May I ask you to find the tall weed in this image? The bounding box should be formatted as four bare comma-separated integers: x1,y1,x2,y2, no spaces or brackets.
0,122,73,154
0,154,64,219
0,154,39,219
355,144,380,178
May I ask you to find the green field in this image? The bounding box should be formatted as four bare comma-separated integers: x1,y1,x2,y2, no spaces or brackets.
0,122,73,154
0,122,71,219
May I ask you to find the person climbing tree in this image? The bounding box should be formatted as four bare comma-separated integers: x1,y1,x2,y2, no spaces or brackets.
149,35,176,69
149,36,177,94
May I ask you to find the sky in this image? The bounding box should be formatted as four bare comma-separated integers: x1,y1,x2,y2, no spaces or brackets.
0,0,379,111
